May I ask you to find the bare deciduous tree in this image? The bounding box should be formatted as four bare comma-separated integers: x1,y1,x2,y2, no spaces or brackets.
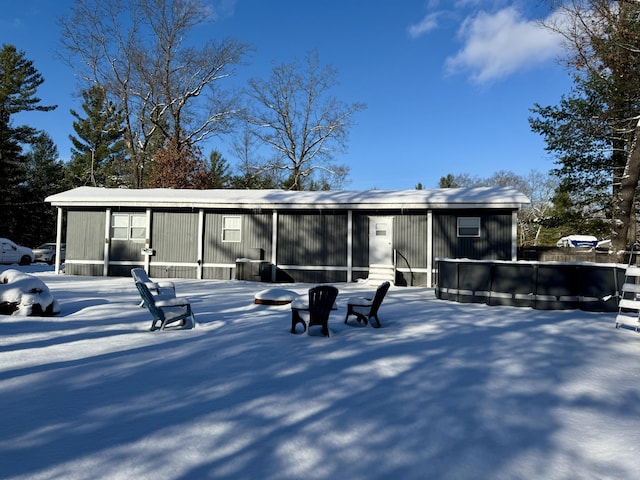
244,51,366,190
59,0,249,187
229,129,280,188
517,170,559,247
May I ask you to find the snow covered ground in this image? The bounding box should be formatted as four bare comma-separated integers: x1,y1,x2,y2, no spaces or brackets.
1,265,639,479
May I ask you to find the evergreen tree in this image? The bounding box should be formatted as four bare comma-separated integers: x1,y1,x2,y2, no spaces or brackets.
535,179,610,241
532,0,640,252
229,168,279,189
529,77,614,234
208,150,232,188
0,44,56,240
438,174,459,188
68,85,128,187
19,133,68,245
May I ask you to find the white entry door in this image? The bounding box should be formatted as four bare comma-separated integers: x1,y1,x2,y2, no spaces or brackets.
369,216,393,264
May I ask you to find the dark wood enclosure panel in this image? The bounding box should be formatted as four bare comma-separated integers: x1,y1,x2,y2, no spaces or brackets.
277,213,348,266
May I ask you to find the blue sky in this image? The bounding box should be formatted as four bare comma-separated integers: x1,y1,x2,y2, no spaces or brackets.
2,0,572,190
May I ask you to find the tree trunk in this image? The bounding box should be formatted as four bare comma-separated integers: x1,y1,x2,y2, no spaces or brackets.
612,121,640,253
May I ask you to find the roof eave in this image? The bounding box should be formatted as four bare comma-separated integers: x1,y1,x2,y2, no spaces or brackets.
47,200,528,210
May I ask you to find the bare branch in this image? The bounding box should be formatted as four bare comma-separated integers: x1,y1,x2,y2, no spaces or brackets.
59,0,250,187
244,51,365,190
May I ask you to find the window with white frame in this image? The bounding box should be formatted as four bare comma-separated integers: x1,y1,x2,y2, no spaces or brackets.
222,216,241,242
111,213,146,241
457,217,481,237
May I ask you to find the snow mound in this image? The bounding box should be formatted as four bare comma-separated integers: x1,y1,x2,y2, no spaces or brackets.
0,269,60,316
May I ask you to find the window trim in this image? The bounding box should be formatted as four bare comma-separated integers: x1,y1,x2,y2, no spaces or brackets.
457,216,481,238
222,215,242,243
111,213,147,241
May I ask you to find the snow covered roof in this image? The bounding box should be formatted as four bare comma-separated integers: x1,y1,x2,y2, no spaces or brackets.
46,186,530,210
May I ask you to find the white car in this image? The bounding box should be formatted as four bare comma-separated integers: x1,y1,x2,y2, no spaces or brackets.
0,238,35,265
33,242,66,264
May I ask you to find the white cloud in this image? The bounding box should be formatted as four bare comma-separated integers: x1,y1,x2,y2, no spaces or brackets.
210,0,237,20
444,6,564,84
408,12,441,38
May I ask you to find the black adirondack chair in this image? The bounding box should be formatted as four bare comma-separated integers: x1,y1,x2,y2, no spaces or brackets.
344,281,390,328
290,285,339,337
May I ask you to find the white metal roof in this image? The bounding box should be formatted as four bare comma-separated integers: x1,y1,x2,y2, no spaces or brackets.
46,186,530,210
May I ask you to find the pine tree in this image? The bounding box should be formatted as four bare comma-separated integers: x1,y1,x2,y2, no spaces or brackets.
438,174,459,188
208,150,232,188
19,133,68,245
67,85,128,187
0,44,56,239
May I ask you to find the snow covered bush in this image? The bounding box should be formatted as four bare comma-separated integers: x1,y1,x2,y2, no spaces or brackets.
0,269,60,316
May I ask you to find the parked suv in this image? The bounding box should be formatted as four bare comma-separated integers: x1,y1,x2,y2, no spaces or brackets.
0,238,34,265
33,242,66,264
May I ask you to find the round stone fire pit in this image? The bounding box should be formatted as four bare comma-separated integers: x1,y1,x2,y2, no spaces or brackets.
254,288,298,306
